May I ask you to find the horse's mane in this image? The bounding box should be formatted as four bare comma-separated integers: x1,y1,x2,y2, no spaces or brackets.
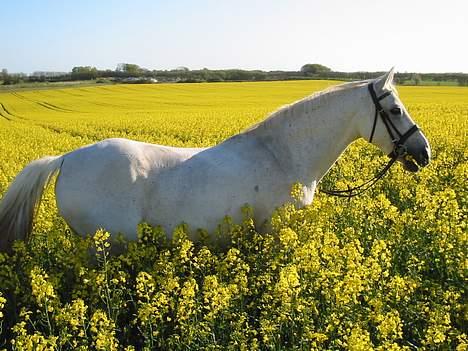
244,80,371,133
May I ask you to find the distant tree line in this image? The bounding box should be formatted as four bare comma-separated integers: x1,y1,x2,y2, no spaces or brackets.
1,64,468,86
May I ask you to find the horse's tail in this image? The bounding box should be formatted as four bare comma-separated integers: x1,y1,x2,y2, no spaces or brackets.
0,155,63,252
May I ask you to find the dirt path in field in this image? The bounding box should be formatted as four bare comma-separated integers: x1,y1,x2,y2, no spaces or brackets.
0,102,26,120
10,92,78,113
0,110,10,121
0,102,13,121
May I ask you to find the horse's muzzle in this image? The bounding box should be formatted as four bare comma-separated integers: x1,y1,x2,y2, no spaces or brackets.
396,146,431,173
416,146,431,167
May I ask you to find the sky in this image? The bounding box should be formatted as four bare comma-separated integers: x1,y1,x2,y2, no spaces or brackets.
1,0,467,74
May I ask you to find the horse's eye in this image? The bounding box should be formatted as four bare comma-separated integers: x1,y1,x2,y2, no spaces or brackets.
390,107,402,115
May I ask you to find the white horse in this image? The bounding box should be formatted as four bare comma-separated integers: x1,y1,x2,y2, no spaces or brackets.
0,68,431,251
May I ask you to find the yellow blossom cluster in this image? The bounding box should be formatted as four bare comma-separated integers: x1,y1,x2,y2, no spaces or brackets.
0,81,466,349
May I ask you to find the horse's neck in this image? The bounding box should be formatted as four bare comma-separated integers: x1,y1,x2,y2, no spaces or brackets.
250,86,364,186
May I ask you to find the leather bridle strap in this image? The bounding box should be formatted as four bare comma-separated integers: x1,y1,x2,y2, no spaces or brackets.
368,85,395,143
319,155,398,198
368,83,420,151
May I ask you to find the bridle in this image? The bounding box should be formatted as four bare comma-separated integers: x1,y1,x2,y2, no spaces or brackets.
320,82,420,198
367,83,420,159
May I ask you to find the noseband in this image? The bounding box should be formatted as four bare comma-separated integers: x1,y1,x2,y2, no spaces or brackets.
320,82,420,198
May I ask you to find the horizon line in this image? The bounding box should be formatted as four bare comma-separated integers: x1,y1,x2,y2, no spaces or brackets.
4,66,468,76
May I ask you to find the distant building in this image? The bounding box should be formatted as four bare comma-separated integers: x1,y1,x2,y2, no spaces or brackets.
120,77,158,84
31,71,68,78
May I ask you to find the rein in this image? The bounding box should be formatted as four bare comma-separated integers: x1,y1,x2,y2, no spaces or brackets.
320,82,420,198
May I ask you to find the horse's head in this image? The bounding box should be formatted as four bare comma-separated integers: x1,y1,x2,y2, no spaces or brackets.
358,68,431,172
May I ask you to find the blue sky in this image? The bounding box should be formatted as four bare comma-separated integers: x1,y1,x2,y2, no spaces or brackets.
2,0,467,74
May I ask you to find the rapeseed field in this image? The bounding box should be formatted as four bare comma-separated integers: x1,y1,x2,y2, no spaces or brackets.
0,81,466,350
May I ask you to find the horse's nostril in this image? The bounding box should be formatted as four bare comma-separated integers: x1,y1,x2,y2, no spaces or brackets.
419,148,430,166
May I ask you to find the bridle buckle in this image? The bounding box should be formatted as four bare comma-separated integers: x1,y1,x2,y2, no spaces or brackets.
394,144,407,157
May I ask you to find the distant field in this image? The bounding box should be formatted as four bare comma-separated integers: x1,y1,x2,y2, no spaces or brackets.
0,82,466,172
0,80,111,92
399,79,460,86
0,81,340,150
0,81,466,349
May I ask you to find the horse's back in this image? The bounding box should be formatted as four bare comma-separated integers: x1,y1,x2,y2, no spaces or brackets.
55,138,200,238
146,135,292,236
55,136,289,240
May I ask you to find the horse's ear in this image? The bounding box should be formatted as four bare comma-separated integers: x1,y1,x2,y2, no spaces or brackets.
375,67,395,92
